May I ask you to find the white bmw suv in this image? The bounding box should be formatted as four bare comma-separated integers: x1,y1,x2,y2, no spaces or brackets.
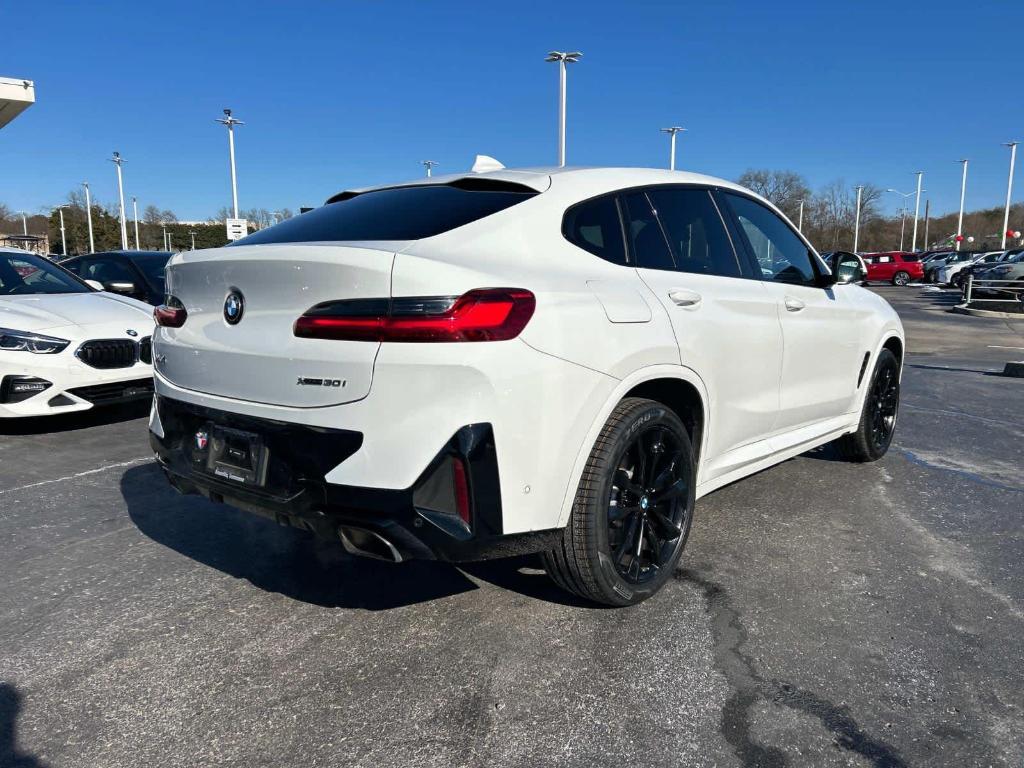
150,167,903,606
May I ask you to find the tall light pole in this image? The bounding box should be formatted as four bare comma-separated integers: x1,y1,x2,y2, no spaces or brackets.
421,160,438,177
887,189,915,251
215,108,244,219
82,182,95,253
56,207,67,256
955,159,968,251
109,152,128,249
189,230,197,250
911,171,924,251
18,211,27,235
923,199,930,248
132,197,140,250
1001,142,1018,250
544,51,581,167
660,126,686,171
797,199,805,232
853,186,864,252
162,225,168,251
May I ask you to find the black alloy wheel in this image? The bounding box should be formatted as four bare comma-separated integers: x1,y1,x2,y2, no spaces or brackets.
833,348,901,462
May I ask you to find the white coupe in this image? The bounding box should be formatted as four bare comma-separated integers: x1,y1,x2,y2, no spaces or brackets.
150,166,904,606
0,247,154,418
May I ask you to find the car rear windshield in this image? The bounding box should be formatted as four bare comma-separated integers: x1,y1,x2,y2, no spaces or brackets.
229,183,537,246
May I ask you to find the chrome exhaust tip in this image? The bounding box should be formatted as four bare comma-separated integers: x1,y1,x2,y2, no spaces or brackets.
338,526,404,563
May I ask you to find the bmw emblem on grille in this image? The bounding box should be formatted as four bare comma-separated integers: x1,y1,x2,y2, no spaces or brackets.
126,329,138,337
224,290,245,325
195,431,209,450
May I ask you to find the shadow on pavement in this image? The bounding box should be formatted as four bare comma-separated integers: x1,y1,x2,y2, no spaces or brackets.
0,684,47,768
0,400,149,436
121,463,585,610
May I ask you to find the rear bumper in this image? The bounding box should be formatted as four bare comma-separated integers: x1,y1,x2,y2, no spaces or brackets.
149,394,560,562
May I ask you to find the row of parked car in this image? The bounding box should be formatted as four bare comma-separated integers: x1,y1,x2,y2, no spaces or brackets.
819,248,1024,290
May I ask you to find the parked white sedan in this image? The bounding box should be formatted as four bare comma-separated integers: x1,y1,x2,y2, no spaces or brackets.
0,247,155,418
150,166,904,606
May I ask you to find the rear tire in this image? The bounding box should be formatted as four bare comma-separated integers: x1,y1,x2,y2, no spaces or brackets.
834,349,900,462
543,397,696,607
892,271,910,286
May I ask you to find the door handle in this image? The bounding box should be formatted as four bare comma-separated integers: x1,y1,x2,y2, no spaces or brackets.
784,297,806,312
668,288,702,308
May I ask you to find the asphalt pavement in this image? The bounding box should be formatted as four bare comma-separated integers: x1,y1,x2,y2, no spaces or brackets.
1,285,1022,768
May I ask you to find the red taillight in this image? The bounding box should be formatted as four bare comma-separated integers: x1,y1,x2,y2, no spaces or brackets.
451,457,472,527
293,288,535,342
154,299,187,328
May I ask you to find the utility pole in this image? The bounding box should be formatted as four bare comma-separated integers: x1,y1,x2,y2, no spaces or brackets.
956,159,968,251
132,197,140,250
660,126,686,171
1002,142,1018,250
109,152,128,249
216,108,244,219
421,160,438,177
911,171,923,251
82,182,95,253
853,186,864,252
544,51,581,167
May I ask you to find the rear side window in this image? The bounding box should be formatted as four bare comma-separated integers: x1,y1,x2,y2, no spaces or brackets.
645,188,742,278
902,254,920,262
230,184,537,245
562,194,627,265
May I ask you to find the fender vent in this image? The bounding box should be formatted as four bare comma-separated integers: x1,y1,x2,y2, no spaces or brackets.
857,352,871,388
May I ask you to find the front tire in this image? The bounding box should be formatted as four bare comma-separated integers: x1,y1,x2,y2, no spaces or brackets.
834,349,900,462
543,398,696,607
892,271,910,286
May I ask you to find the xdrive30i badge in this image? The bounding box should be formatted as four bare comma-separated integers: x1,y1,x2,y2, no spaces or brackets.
297,377,345,388
223,290,244,325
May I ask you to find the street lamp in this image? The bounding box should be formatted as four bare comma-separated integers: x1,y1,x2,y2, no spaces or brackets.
421,160,438,178
189,230,197,250
215,108,244,219
955,159,968,251
660,126,686,171
796,199,805,232
887,189,916,251
911,171,924,251
82,182,95,253
132,197,140,250
853,186,864,253
544,51,581,167
161,225,168,251
55,206,67,256
1001,142,1018,250
17,211,27,235
109,152,128,249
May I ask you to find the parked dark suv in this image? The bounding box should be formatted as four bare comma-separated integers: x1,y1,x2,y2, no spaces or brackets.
61,250,170,305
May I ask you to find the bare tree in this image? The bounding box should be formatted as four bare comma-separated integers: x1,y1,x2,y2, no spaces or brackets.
737,169,811,220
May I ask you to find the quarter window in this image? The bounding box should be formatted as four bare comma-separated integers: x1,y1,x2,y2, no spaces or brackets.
620,191,675,271
562,194,627,265
645,188,742,278
724,193,818,286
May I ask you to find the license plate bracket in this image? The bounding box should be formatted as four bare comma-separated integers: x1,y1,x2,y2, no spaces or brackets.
203,424,270,487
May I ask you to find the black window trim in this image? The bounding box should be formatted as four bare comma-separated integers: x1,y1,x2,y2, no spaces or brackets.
716,188,828,289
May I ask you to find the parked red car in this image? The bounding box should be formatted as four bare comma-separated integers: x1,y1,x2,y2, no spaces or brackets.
862,251,924,286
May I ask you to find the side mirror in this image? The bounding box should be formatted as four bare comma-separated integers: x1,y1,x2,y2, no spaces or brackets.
85,279,104,291
832,254,866,285
103,281,137,295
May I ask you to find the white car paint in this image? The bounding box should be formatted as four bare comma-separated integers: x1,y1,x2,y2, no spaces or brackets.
0,248,154,418
151,167,903,543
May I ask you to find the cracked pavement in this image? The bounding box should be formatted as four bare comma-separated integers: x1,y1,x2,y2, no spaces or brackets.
1,286,1022,767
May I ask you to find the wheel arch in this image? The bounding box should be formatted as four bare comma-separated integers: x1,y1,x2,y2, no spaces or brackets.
556,365,709,528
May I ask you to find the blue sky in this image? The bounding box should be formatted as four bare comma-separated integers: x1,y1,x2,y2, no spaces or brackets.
3,0,1022,221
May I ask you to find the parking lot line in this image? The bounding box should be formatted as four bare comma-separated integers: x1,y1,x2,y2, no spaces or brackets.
0,457,151,496
987,345,1024,351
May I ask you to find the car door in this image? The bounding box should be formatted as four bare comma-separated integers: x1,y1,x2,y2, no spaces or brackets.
720,191,870,435
621,186,784,481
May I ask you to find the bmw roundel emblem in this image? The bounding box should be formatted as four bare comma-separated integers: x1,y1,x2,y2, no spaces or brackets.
224,290,245,325
126,329,138,337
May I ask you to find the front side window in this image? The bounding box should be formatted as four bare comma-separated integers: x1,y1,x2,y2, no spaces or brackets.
78,257,137,285
231,183,537,245
723,193,818,286
0,252,90,295
620,191,674,270
562,194,627,265
645,188,742,278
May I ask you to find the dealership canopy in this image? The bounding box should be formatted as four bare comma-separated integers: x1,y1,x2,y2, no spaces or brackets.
0,77,35,129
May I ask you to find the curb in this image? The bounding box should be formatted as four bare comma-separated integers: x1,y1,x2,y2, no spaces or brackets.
952,304,1024,319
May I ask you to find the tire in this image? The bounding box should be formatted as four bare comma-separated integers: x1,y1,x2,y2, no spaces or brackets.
950,273,963,289
892,271,910,286
833,349,900,462
543,397,696,607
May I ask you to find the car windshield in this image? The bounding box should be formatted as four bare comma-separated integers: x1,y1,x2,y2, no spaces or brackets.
132,252,170,292
0,251,91,296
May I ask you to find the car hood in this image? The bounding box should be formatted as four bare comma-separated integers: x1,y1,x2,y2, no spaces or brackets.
0,292,153,333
